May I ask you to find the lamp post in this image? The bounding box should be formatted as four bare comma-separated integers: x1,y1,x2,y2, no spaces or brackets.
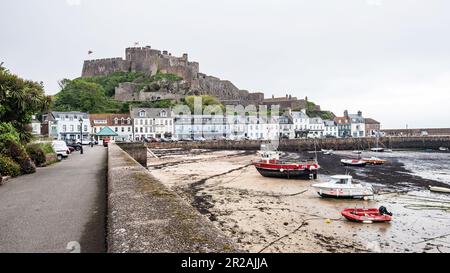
79,117,84,154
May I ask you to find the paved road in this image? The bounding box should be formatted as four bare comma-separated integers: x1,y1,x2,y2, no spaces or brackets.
0,145,107,253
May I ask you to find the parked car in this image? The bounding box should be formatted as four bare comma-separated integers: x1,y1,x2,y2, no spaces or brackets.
160,137,171,142
77,139,95,145
52,140,70,161
193,136,206,142
66,141,82,151
103,138,110,147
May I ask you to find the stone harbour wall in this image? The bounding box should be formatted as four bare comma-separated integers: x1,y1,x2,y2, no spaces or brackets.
107,143,238,253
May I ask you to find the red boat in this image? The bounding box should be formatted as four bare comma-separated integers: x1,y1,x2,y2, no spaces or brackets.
253,148,320,180
341,206,393,223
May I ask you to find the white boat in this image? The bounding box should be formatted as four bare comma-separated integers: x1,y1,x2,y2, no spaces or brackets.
322,149,334,155
353,150,363,154
370,147,385,152
429,186,450,193
439,147,449,152
312,175,374,199
341,159,367,167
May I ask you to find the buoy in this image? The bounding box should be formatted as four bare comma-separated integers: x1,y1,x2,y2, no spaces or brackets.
325,219,332,224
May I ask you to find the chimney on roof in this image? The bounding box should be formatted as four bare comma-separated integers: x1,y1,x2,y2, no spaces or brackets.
286,94,288,99
358,111,362,117
272,95,274,99
344,110,349,117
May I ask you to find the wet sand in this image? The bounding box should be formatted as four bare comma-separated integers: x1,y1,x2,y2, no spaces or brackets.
148,149,450,253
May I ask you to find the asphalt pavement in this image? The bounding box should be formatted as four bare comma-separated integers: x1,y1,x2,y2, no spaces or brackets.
0,145,107,253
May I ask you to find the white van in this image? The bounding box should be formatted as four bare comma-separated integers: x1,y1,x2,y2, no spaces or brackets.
52,140,70,161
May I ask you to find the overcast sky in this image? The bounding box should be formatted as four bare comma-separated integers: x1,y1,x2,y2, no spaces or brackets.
1,0,449,128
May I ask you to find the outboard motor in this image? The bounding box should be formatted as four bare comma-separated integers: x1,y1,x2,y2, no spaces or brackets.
379,206,393,216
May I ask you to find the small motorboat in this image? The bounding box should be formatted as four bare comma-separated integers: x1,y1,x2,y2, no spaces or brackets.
253,145,320,180
323,149,334,155
429,185,450,194
341,206,393,223
370,147,385,153
362,157,387,165
341,159,367,167
312,175,374,199
353,150,363,155
439,147,449,152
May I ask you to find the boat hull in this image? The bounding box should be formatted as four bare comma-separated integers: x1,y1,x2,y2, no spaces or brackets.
313,186,373,199
341,208,392,223
254,166,318,180
341,161,367,167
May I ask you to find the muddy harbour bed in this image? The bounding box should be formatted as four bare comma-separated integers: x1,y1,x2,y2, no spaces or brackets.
147,148,450,253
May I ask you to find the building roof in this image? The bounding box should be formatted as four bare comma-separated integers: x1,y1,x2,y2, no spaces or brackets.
95,126,119,137
131,108,173,118
51,111,89,119
309,117,324,124
89,113,131,126
323,120,336,127
334,116,350,125
365,118,380,125
291,111,309,119
348,114,365,123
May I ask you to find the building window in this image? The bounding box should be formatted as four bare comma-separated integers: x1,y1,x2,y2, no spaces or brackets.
115,127,118,132
70,125,74,132
84,125,88,132
114,118,118,125
121,127,125,132
63,125,67,132
139,110,146,117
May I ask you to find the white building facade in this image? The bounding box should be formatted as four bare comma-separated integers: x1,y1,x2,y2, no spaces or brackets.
323,120,339,138
132,108,174,140
349,111,366,138
44,112,91,141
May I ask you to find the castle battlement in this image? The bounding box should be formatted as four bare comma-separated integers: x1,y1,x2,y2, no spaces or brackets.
84,57,125,64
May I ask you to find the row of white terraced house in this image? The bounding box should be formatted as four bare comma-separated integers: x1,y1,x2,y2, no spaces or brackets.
131,108,371,140
41,108,372,142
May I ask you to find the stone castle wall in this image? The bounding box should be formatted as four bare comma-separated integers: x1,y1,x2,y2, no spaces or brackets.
82,58,131,77
81,46,263,105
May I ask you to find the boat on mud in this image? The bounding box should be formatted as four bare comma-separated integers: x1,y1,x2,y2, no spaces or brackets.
312,175,374,199
439,147,449,152
370,147,385,152
429,185,450,193
322,149,334,155
341,159,367,167
253,146,320,180
341,206,393,223
362,157,387,165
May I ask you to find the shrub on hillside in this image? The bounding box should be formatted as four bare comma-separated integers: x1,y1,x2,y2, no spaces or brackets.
4,139,36,174
0,155,21,177
26,144,46,167
26,143,55,167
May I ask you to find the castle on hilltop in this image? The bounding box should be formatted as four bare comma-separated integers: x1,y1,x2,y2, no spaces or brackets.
81,46,264,105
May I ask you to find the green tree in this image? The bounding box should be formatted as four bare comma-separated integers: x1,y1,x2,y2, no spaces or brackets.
0,64,50,143
183,95,225,112
81,71,145,97
52,78,122,113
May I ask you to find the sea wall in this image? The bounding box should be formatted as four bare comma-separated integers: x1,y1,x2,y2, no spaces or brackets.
145,136,450,152
117,143,147,167
107,143,238,253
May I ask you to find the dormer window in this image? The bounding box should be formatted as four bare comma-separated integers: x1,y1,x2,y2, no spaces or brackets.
114,118,119,125
160,110,167,118
139,110,146,118
127,118,131,124
121,117,125,125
